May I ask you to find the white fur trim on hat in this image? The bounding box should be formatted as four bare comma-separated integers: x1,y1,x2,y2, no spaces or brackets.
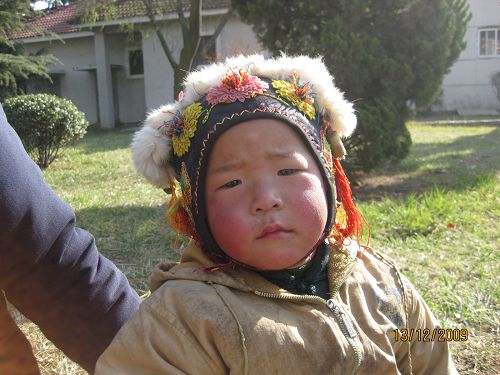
183,54,357,137
132,54,356,187
131,103,179,187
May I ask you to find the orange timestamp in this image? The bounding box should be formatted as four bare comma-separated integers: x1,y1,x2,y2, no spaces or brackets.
394,328,469,342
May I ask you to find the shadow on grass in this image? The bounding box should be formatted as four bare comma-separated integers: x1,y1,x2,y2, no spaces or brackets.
354,127,500,201
406,127,499,170
75,127,137,154
75,204,182,291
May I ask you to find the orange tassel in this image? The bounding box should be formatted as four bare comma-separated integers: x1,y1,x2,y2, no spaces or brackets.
166,184,200,243
333,158,363,241
167,206,199,242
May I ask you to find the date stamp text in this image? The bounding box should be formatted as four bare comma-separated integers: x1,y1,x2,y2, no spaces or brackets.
394,328,468,342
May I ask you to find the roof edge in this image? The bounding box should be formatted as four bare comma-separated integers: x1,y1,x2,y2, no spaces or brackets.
16,31,95,44
14,7,230,42
79,7,230,29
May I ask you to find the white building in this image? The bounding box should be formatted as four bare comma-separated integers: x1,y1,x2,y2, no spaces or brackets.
438,0,500,115
12,1,262,128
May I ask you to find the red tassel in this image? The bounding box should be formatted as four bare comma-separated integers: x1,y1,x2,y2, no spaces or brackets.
333,158,363,241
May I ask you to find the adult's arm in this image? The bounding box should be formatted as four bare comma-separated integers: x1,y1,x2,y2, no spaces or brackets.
0,104,141,373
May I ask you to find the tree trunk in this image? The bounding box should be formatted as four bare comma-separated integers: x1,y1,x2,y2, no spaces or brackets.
174,0,201,95
141,0,230,96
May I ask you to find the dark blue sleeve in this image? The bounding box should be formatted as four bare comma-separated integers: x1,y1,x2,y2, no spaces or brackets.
0,104,141,373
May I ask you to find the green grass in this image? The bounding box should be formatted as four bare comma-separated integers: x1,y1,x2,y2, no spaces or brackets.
16,123,499,374
415,113,500,122
356,123,499,374
41,128,185,293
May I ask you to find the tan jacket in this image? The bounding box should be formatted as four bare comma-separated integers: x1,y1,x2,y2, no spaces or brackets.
96,240,457,375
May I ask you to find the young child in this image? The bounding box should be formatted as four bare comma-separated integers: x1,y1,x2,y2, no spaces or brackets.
95,55,457,374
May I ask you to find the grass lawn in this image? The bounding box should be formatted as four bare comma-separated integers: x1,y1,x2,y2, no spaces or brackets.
13,122,499,374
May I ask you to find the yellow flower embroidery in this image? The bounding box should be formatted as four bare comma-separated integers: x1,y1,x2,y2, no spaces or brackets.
171,102,203,157
272,78,316,120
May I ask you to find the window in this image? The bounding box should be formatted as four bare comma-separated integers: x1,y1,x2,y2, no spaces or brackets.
193,35,217,68
127,48,144,77
479,28,500,56
26,76,62,97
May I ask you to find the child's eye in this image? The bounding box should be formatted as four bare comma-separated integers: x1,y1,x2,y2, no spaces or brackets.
278,169,298,176
222,179,241,188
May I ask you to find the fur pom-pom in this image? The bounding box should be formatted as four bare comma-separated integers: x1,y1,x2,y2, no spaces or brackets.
131,104,179,187
328,131,347,159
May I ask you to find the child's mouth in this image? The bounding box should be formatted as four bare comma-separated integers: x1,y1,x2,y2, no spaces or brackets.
257,224,292,239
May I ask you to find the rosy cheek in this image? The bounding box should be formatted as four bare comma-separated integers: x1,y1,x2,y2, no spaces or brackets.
207,197,247,249
294,179,328,227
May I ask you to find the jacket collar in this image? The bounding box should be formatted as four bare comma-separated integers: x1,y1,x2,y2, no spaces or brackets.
149,239,358,298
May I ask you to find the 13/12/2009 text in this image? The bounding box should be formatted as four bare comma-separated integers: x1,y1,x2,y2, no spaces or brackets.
394,328,468,342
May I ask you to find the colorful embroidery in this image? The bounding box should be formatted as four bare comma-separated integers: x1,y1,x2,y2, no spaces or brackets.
160,103,203,157
165,163,197,240
180,162,194,225
322,135,334,172
271,74,316,120
206,68,269,105
321,121,334,172
180,163,192,211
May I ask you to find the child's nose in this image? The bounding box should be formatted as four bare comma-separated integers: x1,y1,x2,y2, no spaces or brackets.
251,183,283,213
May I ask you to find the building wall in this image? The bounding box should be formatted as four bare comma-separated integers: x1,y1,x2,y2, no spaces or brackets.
21,13,261,125
106,33,146,124
24,36,100,123
25,33,147,125
217,16,264,58
141,23,179,112
440,0,500,114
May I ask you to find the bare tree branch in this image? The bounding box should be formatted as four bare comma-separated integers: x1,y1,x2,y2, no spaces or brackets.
176,0,189,41
175,0,201,93
200,6,233,56
142,0,178,69
81,0,231,96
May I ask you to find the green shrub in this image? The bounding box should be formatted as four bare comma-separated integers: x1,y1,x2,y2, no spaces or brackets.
3,93,89,168
344,97,412,173
233,0,469,173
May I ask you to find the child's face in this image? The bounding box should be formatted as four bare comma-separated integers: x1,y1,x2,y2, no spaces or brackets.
205,119,328,270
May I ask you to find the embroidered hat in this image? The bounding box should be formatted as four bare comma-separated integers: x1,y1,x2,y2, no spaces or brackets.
132,54,359,263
